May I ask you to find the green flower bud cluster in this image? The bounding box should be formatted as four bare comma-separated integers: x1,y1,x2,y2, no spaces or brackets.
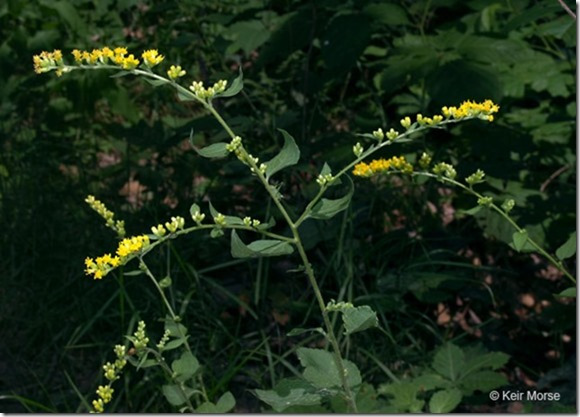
419,152,432,169
466,169,486,186
317,173,335,186
502,199,515,213
432,162,457,180
132,321,150,350
156,329,171,349
191,210,206,225
353,142,364,157
243,216,261,227
214,213,227,227
85,195,126,238
400,117,412,129
386,128,399,141
165,216,185,233
225,136,242,152
477,196,493,206
189,79,227,100
92,345,127,413
326,300,354,312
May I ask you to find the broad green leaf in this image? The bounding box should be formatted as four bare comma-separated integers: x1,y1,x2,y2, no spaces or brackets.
265,129,300,180
379,382,425,413
297,347,361,389
413,374,453,391
556,232,576,260
460,352,509,378
512,230,528,252
363,3,410,26
230,230,294,258
555,287,576,298
432,343,465,381
196,392,236,413
224,20,271,55
309,177,354,220
215,68,243,98
162,384,194,406
254,388,321,412
429,389,462,413
342,305,378,335
195,143,229,159
460,370,507,395
171,351,200,382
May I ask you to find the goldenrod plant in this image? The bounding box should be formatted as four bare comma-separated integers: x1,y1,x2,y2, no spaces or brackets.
33,47,574,413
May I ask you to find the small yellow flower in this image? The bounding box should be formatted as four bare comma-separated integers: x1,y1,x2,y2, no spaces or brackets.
122,54,140,70
142,49,164,67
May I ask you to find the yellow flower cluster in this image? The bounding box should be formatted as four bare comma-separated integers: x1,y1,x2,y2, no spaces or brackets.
71,46,140,69
33,50,64,75
442,99,499,122
141,49,164,67
92,345,127,413
352,156,413,177
85,195,125,237
85,235,150,279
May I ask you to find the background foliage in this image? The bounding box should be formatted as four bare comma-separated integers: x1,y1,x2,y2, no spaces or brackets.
0,0,575,412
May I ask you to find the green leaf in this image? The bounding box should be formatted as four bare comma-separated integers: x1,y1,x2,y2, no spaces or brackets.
110,71,131,78
216,68,243,98
162,384,194,406
265,129,300,180
556,232,576,260
124,270,144,276
413,374,453,391
297,347,361,389
512,230,528,252
379,382,425,413
432,343,465,381
177,90,195,101
342,305,378,335
429,389,462,413
211,228,224,238
460,206,483,216
287,327,325,337
230,230,294,258
164,317,188,338
460,352,509,379
555,287,576,298
143,78,167,87
195,143,229,159
309,177,354,220
254,388,321,412
460,370,508,395
363,3,410,26
171,351,200,383
196,392,236,413
163,338,187,351
208,201,244,225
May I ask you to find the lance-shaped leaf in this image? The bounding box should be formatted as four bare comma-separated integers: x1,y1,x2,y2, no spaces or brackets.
195,142,229,159
215,68,244,98
556,232,576,260
230,230,294,258
265,129,300,180
309,176,354,220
